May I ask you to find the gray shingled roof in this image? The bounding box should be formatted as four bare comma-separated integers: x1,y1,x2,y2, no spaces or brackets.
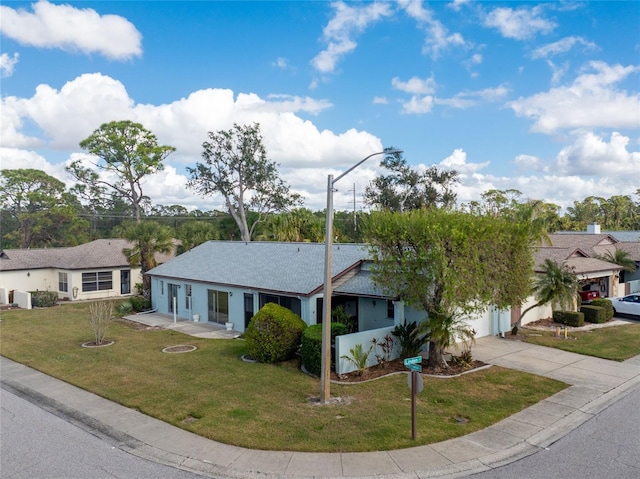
334,270,388,298
0,239,176,271
147,241,369,296
546,233,618,256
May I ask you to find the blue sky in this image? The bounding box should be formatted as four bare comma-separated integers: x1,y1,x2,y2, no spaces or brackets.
1,0,639,213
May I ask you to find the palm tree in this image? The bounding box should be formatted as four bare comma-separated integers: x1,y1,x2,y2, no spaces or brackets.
512,259,579,335
117,220,175,299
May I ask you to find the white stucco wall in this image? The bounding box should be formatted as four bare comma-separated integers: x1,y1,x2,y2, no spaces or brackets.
0,268,140,304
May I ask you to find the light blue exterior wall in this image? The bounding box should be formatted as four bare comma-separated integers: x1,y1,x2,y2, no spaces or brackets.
151,277,320,333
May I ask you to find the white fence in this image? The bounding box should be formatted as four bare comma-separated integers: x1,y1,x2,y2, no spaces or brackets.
335,326,399,375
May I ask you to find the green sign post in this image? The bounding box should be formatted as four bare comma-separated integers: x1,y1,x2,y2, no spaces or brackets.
404,356,423,439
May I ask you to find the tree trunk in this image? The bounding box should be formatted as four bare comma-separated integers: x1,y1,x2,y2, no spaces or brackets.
427,340,447,370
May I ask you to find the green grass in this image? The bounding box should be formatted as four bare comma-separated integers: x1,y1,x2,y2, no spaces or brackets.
519,323,640,361
0,302,566,452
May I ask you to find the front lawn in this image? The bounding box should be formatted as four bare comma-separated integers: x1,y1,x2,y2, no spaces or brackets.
518,322,640,361
0,302,566,452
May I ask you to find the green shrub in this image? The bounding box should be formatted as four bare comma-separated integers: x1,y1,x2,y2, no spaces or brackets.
245,303,307,364
300,322,347,376
129,296,151,312
391,321,427,359
581,305,607,324
116,301,134,317
31,291,58,308
553,310,584,327
591,298,614,321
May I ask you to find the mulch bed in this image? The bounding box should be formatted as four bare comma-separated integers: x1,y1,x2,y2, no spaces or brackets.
331,357,487,383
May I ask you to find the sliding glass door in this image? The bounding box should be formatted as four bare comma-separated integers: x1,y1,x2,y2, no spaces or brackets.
207,289,229,324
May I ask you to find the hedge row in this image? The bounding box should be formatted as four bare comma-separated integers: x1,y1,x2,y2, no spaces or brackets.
300,322,348,376
580,305,607,324
591,298,614,321
552,310,585,327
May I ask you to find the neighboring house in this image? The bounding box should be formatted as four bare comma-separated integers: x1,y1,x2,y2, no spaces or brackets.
0,239,175,306
551,224,640,294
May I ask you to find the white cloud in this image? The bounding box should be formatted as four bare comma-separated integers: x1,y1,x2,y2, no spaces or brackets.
448,0,471,13
442,143,638,211
2,73,387,211
400,0,467,58
554,131,640,176
514,154,542,172
391,76,436,95
484,6,556,40
311,1,393,74
372,96,388,105
0,147,67,179
0,0,142,60
272,57,288,69
532,36,598,59
0,52,19,77
440,148,489,174
509,62,640,133
401,95,435,114
396,81,508,113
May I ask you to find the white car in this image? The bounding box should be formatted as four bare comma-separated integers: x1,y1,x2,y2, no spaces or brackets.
611,294,640,318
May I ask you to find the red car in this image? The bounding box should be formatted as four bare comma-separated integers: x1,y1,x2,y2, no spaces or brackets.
579,290,600,303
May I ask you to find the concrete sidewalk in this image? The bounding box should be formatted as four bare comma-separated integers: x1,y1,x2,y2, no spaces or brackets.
2,336,640,479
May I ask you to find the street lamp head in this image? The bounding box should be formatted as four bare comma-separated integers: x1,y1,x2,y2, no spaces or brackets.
384,148,403,155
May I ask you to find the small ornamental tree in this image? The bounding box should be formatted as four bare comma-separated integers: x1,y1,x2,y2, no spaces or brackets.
89,300,115,346
245,303,306,363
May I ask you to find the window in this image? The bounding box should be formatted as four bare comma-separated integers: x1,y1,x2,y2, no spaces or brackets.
58,272,68,292
81,271,113,292
387,300,395,319
185,284,192,308
259,293,301,317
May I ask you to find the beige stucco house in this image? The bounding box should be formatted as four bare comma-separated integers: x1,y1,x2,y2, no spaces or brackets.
0,239,175,307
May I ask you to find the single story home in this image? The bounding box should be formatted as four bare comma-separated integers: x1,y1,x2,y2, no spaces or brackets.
0,239,175,306
147,237,634,373
146,241,511,338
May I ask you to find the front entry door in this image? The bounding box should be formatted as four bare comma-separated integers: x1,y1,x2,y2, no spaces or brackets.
244,293,254,329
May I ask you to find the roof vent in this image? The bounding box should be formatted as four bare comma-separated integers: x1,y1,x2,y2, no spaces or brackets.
587,223,601,234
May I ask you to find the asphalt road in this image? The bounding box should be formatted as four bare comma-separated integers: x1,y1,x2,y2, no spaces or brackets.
468,383,640,479
0,388,209,479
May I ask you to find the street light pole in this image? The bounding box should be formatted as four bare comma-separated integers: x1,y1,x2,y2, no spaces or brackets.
320,149,402,404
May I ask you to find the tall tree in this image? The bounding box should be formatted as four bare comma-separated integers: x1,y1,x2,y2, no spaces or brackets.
187,123,301,242
512,259,579,334
364,152,458,212
175,221,219,254
116,221,175,298
262,208,324,242
67,120,175,223
0,169,88,248
366,209,534,369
